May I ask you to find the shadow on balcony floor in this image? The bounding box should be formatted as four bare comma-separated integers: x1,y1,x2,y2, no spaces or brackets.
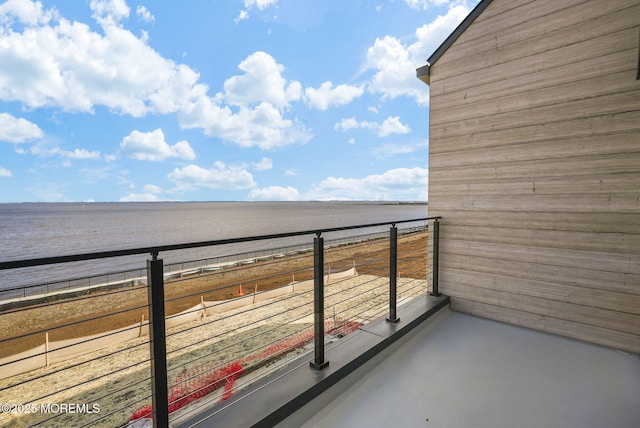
283,308,640,428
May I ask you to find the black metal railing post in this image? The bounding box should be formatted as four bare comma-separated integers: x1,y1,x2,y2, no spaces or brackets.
310,233,329,370
147,252,169,428
430,219,441,297
387,225,399,323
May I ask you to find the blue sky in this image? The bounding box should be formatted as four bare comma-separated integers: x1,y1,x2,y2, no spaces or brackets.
0,0,477,202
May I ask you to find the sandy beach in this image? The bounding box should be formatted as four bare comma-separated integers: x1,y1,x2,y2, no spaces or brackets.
0,231,428,427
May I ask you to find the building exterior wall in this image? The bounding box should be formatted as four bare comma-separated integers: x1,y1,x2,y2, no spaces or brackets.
426,0,640,353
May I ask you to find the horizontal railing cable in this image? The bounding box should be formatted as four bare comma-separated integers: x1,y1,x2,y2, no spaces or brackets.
165,291,314,359
8,353,151,406
0,300,150,344
0,336,151,394
0,323,150,371
163,262,313,306
0,282,148,316
163,285,313,346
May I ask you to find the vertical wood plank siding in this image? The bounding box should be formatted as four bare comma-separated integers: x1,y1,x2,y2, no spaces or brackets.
427,0,640,353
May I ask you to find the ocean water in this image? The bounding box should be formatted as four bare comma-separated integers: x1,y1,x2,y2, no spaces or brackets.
0,201,428,292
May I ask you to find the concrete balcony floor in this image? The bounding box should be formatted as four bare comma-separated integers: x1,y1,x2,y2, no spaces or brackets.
280,308,640,428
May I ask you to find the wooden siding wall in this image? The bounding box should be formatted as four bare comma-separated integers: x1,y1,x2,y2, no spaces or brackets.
427,0,640,353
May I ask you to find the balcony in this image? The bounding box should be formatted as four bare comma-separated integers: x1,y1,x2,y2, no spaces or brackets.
1,217,638,428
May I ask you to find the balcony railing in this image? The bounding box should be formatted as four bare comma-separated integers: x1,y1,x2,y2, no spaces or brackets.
0,217,440,428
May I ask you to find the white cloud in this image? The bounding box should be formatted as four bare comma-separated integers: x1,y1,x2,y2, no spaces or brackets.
65,148,102,159
180,98,312,150
364,35,429,105
0,113,44,143
223,52,302,109
244,0,279,10
248,186,299,201
363,4,471,105
178,51,312,149
305,81,364,110
0,4,311,151
334,116,410,137
284,168,297,176
29,182,69,202
0,166,12,177
143,183,162,194
252,157,273,171
372,140,428,159
77,165,117,183
404,0,429,9
410,5,472,64
90,0,130,26
28,142,101,160
168,162,256,192
236,0,279,22
119,192,160,202
305,167,428,201
0,0,57,26
234,9,249,24
136,5,154,22
404,0,452,10
334,117,363,132
119,183,163,202
379,116,411,137
119,129,195,162
0,1,208,117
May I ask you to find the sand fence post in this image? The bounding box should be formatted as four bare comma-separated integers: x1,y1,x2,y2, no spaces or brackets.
147,253,169,428
200,296,207,318
310,233,329,370
45,332,50,367
139,314,145,337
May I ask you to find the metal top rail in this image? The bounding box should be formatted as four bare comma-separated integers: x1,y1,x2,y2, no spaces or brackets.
0,216,440,271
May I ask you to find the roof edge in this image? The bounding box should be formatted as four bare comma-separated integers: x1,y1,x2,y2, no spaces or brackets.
426,0,495,66
416,64,430,85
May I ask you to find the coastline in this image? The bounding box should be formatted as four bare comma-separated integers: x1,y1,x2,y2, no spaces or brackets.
0,201,428,290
